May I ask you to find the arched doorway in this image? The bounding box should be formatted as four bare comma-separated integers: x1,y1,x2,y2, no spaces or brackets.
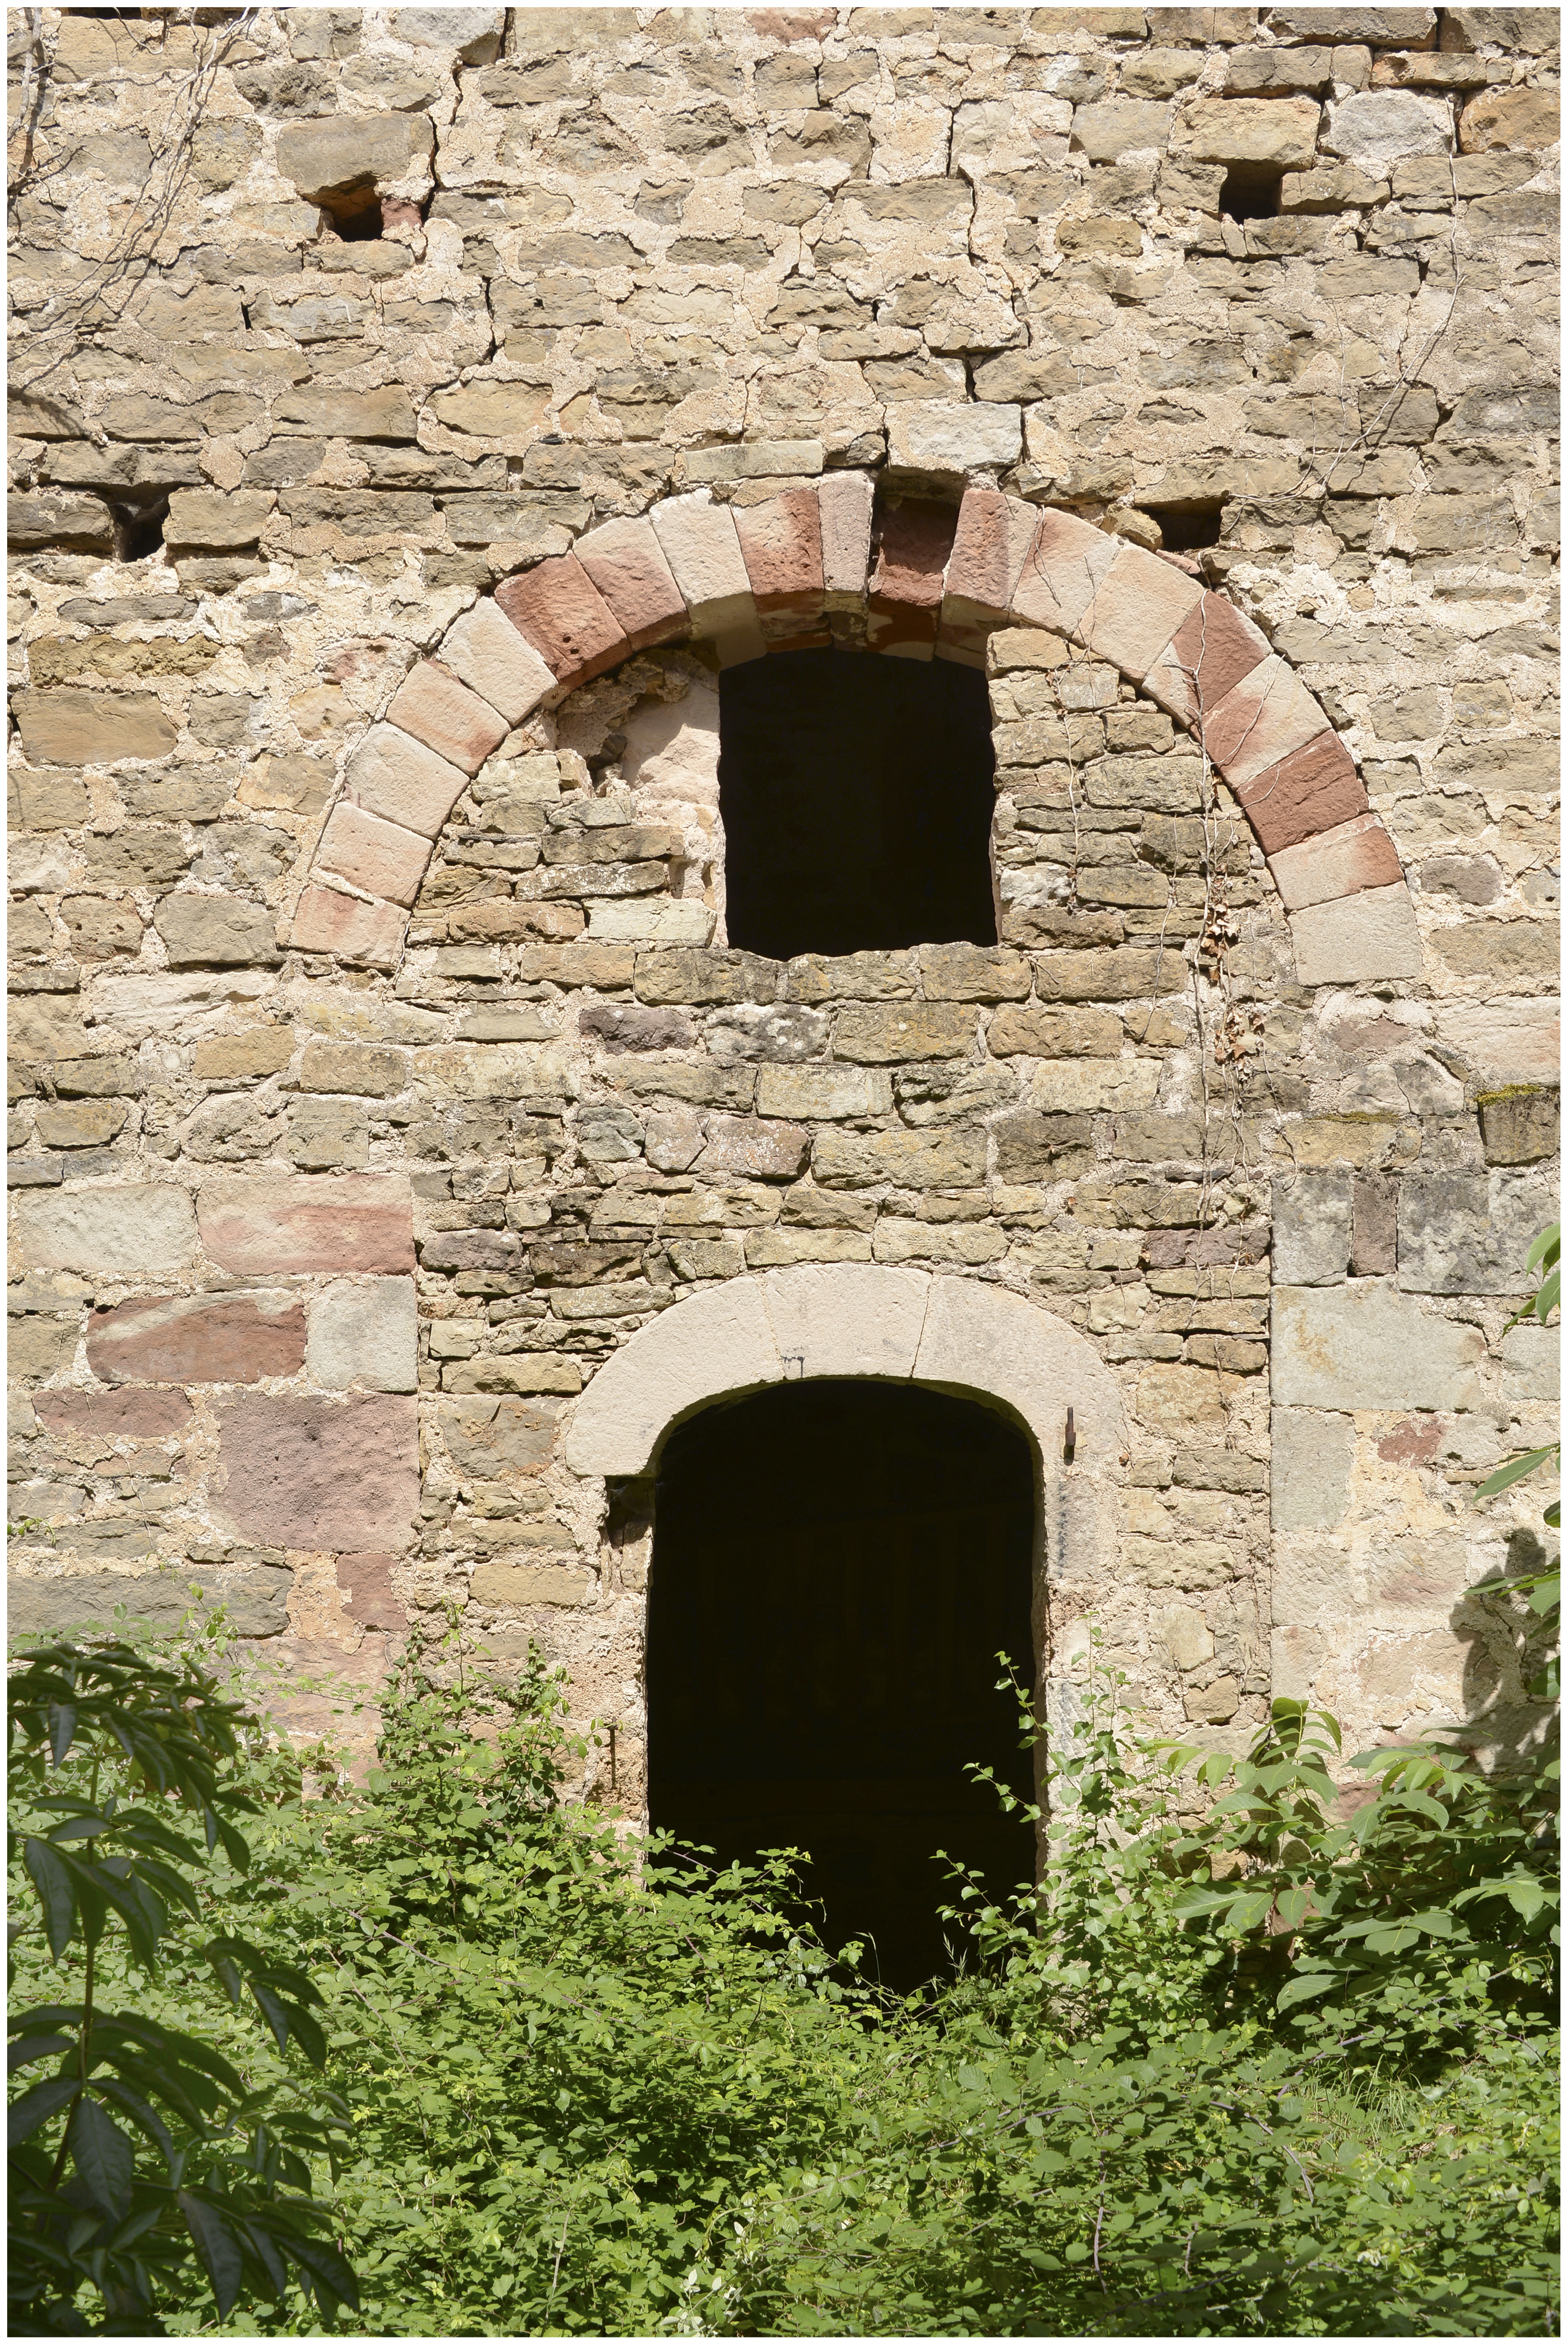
646,1378,1036,1990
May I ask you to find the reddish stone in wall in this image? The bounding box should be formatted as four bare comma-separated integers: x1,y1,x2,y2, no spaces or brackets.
87,1292,306,1385
868,497,959,653
34,1389,191,1442
199,1175,414,1276
1232,732,1368,854
336,1551,408,1630
571,517,689,653
1157,591,1271,723
495,554,626,691
214,1392,420,1553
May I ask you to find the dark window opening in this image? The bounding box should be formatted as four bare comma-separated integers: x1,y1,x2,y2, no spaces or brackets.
647,1380,1036,1992
1219,168,1282,223
1143,502,1224,554
320,184,384,241
719,648,997,959
109,492,170,564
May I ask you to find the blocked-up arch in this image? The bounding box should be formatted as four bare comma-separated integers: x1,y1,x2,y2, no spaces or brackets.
288,477,1422,990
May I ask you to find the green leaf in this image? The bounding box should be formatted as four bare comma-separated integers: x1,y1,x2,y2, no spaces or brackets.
8,2073,81,2145
179,2191,248,2321
68,2094,135,2220
1473,1447,1558,1502
23,1835,78,1956
1275,1970,1338,2013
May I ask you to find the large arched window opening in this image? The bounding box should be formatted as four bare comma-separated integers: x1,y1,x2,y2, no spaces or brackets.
646,1378,1036,1990
717,649,998,961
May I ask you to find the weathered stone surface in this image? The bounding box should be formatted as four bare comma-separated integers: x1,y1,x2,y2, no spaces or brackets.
155,895,280,969
12,691,177,767
1458,84,1561,149
214,1392,420,1551
494,554,626,689
315,802,433,907
198,1175,414,1275
988,1005,1124,1057
1072,98,1173,160
1273,1285,1485,1409
385,662,508,777
811,1128,987,1187
886,401,1023,474
276,111,434,197
15,1185,197,1275
1183,97,1322,168
1267,813,1402,910
470,1559,593,1608
1273,1170,1352,1285
573,516,689,651
647,494,761,655
1272,1409,1354,1534
299,1042,409,1097
87,1292,304,1385
1289,882,1424,984
755,1065,893,1120
342,724,469,839
1322,88,1453,168
1478,1087,1559,1166
165,488,275,550
1398,1171,1554,1295
697,1114,811,1181
9,1564,293,1638
273,387,417,439
832,1004,979,1062
290,887,407,967
307,1277,418,1392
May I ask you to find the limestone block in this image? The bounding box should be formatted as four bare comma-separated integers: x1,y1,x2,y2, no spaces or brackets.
916,1274,1124,1465
811,1128,987,1187
12,689,177,767
440,1397,560,1477
1500,1322,1560,1402
273,387,417,440
1273,1169,1352,1285
756,1065,894,1120
308,1277,417,1392
989,1006,1124,1056
154,894,280,970
586,901,716,946
1289,881,1424,985
762,1262,929,1381
15,1185,197,1276
1201,656,1328,791
886,401,1023,475
385,661,508,777
873,1219,1007,1266
1267,813,1402,910
199,1174,414,1275
1010,507,1118,640
1398,1170,1556,1296
1078,543,1204,680
213,1391,419,1551
818,472,874,607
299,1042,409,1097
1322,88,1452,170
291,885,406,968
9,1564,292,1640
647,495,763,655
1158,1603,1215,1670
832,1003,978,1062
493,553,626,690
1029,1059,1163,1112
1183,98,1323,170
1272,1408,1354,1532
1272,1284,1485,1410
697,1115,811,1181
1072,98,1173,161
920,944,1032,1001
8,492,114,553
275,111,434,198
410,1043,571,1100
572,517,689,652
165,488,274,551
87,1291,304,1385
1459,85,1561,152
471,1559,594,1608
393,8,503,59
436,603,555,728
565,1277,782,1473
1479,1087,1559,1166
315,802,433,908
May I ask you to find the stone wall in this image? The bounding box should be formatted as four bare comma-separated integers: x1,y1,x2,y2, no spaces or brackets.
8,4,1559,1788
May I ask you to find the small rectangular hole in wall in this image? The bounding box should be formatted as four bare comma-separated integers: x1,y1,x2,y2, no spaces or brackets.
1219,168,1282,223
110,493,170,564
1143,503,1224,554
320,186,383,242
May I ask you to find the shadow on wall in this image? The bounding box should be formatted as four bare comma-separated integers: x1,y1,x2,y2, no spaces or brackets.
1452,1526,1558,1770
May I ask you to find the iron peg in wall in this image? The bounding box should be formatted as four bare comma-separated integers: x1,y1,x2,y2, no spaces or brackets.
1064,1407,1075,1463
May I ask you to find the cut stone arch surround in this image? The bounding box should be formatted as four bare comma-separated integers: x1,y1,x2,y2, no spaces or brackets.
287,478,1423,992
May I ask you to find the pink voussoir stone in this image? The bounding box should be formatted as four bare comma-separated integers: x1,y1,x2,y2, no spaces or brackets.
1077,542,1204,681
1199,653,1326,791
818,472,875,610
868,497,959,657
572,517,689,654
733,491,827,646
1267,811,1403,912
438,600,557,727
939,487,1039,666
1143,591,1271,730
1009,506,1118,640
495,553,628,691
291,884,407,967
386,660,509,776
313,803,433,908
1234,732,1370,856
342,722,468,838
199,1174,415,1276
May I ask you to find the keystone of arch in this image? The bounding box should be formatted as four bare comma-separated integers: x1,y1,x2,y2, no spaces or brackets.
562,1264,1124,1481
289,475,1421,989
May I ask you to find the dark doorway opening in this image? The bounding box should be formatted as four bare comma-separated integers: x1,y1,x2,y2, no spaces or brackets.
718,648,998,960
647,1379,1036,1990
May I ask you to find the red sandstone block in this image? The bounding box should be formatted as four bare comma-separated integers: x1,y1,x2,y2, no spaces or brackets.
314,803,433,908
1144,589,1270,727
494,553,627,690
1009,506,1118,639
1078,541,1205,678
1234,731,1370,855
336,1551,408,1630
198,1174,415,1276
572,516,689,653
87,1291,306,1385
939,487,1039,660
1200,652,1327,789
343,722,468,838
385,660,508,775
438,599,556,726
34,1389,190,1443
290,884,408,967
1267,810,1402,910
868,496,958,655
213,1391,419,1553
733,491,826,619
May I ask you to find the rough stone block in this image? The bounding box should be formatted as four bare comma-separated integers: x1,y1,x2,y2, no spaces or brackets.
470,1559,593,1608
1273,1170,1352,1286
213,1391,420,1551
818,472,874,606
1072,97,1173,161
1135,1361,1228,1434
315,802,433,908
1323,87,1452,169
438,601,556,727
193,1028,295,1081
1289,881,1424,985
918,943,1032,1000
154,894,280,969
1031,1059,1163,1112
832,1003,978,1061
12,689,177,767
1267,812,1401,909
1270,1545,1352,1632
307,1276,417,1392
8,1563,293,1639
1010,506,1119,639
868,497,958,656
15,1185,197,1276
1201,655,1329,790
441,1396,560,1476
1459,84,1560,151
1273,1284,1485,1409
732,491,826,621
1183,96,1323,169
1398,1170,1555,1295
275,110,434,198
385,660,508,776
1479,1087,1559,1166
87,1291,304,1384
811,1128,987,1187
696,1114,811,1181
886,401,1022,475
1351,1173,1399,1277
635,949,779,1007
1272,1408,1355,1533
165,488,275,550
573,516,689,651
33,1388,190,1444
1078,542,1204,678
989,1005,1124,1056
647,493,763,656
1033,948,1186,1002
290,885,407,967
199,1174,414,1275
343,721,469,838
494,552,627,689
1235,734,1369,856
754,1065,894,1120
993,1110,1094,1182
940,488,1040,656
273,387,418,440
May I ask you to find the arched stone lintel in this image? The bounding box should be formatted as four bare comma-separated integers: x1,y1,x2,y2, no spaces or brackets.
563,1263,1124,1488
289,477,1422,988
